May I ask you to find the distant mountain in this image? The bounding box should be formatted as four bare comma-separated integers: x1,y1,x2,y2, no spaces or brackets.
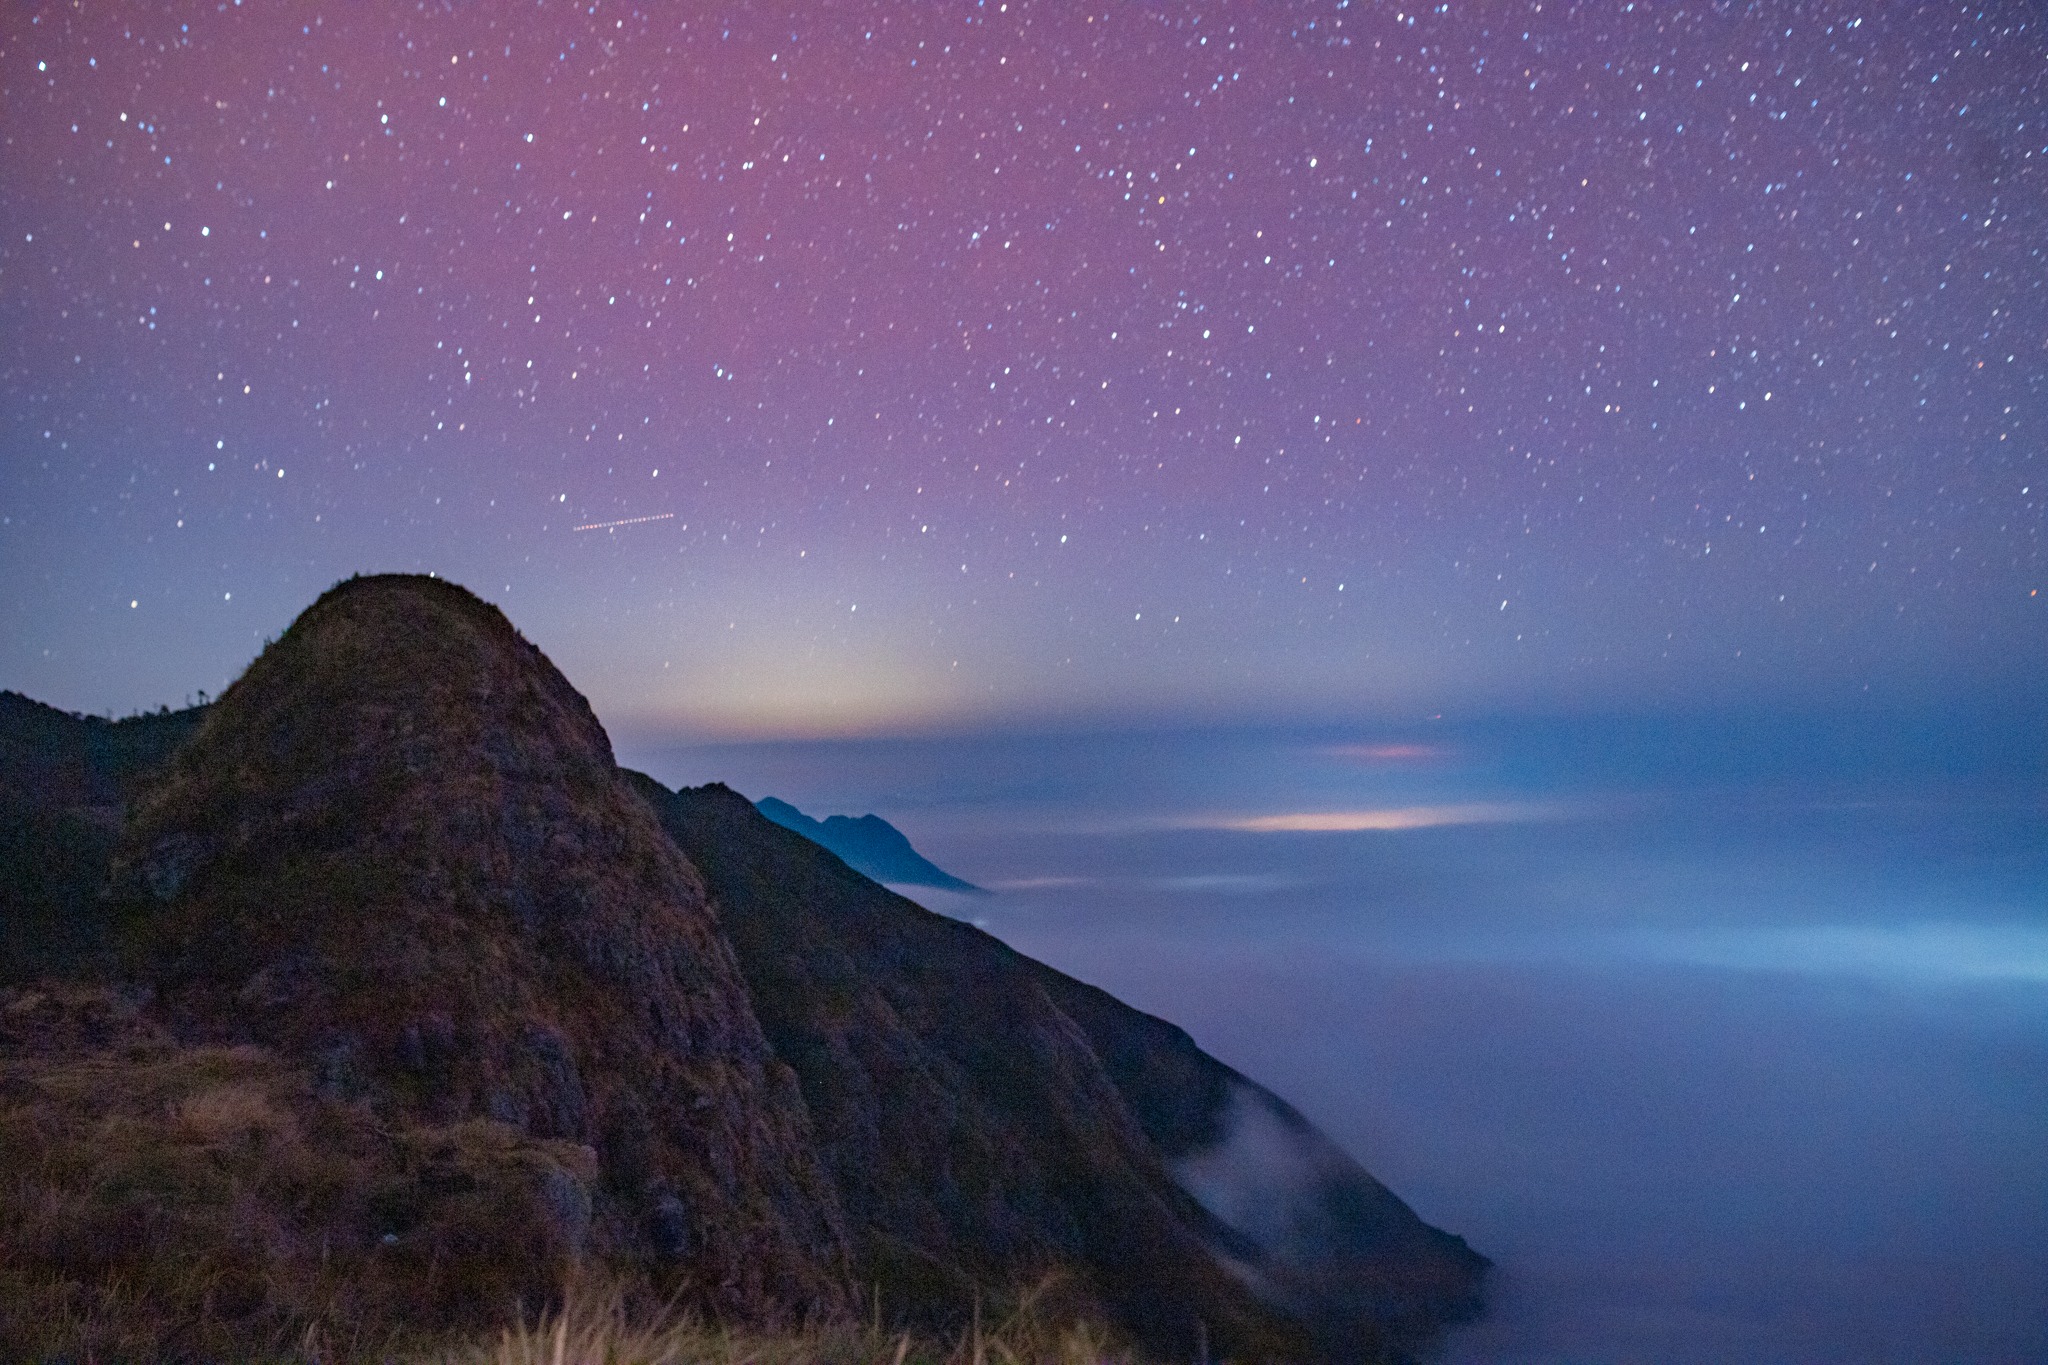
755,796,983,892
0,574,1483,1362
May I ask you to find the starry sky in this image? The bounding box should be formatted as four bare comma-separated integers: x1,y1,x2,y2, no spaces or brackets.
3,1,2043,738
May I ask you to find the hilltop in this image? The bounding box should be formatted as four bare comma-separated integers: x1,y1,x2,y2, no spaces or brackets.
0,574,1483,1362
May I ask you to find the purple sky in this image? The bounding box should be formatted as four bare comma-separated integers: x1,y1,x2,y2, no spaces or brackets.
3,1,2042,736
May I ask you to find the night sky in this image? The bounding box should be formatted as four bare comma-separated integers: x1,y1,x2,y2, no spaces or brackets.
4,2,2042,737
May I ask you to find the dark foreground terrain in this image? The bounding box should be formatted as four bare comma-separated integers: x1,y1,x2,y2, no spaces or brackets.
0,574,1484,1362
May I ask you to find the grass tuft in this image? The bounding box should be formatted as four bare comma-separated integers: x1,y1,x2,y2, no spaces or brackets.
417,1275,1139,1365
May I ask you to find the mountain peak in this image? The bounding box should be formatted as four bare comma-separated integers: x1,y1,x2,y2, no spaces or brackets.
112,572,851,1323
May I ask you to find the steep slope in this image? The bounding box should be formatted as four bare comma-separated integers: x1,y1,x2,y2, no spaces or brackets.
107,575,851,1326
1037,973,1489,1349
637,777,1488,1362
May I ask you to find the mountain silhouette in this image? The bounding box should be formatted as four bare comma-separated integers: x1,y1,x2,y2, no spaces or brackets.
755,796,983,892
0,574,1483,1361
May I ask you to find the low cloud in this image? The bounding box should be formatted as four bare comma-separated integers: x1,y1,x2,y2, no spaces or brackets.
1615,921,2048,984
1321,742,1448,762
1204,802,1560,833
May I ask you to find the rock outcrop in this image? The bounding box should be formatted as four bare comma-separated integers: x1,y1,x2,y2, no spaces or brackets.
107,575,852,1327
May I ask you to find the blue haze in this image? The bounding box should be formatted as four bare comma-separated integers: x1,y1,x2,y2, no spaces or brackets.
622,705,2048,1363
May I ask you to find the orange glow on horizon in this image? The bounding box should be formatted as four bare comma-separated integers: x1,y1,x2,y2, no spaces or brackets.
1325,742,1446,762
1214,803,1554,833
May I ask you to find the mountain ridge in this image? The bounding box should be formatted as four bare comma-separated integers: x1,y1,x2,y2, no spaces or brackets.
0,573,1483,1361
643,777,1485,1360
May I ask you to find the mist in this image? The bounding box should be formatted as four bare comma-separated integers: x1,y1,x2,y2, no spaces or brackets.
625,703,2048,1362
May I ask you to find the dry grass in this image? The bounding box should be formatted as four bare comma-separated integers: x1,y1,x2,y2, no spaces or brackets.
420,1276,1140,1365
0,985,602,1363
0,986,1148,1365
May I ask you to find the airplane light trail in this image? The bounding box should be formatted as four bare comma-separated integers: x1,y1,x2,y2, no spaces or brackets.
572,513,676,532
